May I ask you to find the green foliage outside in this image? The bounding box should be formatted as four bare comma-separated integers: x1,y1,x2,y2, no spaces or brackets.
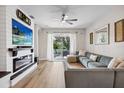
53,36,70,50
53,36,70,57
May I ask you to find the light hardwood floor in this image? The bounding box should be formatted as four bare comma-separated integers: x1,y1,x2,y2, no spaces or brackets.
13,61,65,88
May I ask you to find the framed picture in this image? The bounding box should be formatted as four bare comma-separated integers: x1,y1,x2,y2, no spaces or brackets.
90,32,93,44
115,19,124,42
16,9,31,26
95,24,110,45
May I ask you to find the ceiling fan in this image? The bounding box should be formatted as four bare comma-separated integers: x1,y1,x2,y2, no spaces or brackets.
60,13,78,25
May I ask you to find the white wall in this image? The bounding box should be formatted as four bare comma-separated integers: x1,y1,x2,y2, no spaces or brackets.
0,6,7,71
7,6,34,72
34,24,40,57
0,5,34,71
38,28,48,60
76,31,86,51
85,6,124,58
38,28,85,60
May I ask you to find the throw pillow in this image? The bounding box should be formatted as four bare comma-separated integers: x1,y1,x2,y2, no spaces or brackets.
116,61,124,69
90,54,97,61
117,57,124,60
78,50,85,56
108,58,123,68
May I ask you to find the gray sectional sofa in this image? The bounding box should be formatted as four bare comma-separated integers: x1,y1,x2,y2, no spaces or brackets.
79,52,113,68
64,52,124,88
65,68,124,88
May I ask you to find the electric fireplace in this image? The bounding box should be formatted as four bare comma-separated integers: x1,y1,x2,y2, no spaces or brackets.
13,54,33,72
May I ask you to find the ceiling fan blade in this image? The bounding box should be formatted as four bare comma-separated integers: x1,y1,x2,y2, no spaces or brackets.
65,19,78,21
62,14,65,21
53,19,60,21
66,20,73,25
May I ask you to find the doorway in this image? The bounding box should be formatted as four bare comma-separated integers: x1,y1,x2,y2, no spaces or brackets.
47,32,76,61
53,34,70,61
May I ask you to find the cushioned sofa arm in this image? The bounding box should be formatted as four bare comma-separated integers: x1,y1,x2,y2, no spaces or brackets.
65,68,113,71
65,69,114,88
112,69,124,88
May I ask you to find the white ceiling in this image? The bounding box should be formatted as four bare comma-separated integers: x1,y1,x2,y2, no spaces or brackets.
20,5,117,29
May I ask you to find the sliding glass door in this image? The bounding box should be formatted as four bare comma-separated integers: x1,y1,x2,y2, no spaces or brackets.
47,32,76,61
53,35,70,61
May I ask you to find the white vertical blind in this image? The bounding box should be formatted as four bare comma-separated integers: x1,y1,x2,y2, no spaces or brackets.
69,33,76,54
47,33,54,61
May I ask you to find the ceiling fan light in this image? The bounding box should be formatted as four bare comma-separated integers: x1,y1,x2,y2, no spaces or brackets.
62,20,66,23
65,15,68,18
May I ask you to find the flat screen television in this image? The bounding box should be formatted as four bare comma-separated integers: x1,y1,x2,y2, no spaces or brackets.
12,19,32,46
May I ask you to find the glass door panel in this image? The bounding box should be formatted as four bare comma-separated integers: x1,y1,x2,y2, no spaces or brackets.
53,36,70,61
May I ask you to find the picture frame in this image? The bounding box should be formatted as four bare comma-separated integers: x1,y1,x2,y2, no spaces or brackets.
115,19,124,42
90,32,93,44
16,9,31,26
95,24,110,45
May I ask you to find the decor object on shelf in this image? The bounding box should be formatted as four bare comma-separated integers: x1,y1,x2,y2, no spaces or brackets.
90,32,93,44
95,24,109,45
115,19,124,42
16,9,31,26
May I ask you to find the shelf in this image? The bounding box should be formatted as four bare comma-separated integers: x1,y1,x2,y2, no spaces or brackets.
8,48,33,52
12,53,33,59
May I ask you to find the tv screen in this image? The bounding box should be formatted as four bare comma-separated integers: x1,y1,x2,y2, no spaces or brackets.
12,19,32,46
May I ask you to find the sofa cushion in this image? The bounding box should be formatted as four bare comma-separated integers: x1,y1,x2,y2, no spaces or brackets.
99,56,112,66
85,52,91,58
80,58,92,67
88,62,107,68
89,54,98,61
79,56,87,60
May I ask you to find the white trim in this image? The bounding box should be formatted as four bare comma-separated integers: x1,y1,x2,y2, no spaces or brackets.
39,58,48,61
0,74,11,88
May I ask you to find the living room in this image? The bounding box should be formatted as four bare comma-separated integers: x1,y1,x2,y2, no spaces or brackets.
0,2,124,90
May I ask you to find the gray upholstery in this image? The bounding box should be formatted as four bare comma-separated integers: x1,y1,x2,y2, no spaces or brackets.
99,56,113,66
88,62,107,68
96,55,101,62
85,52,91,58
79,52,112,68
64,52,124,88
65,69,124,88
79,56,87,61
113,69,124,88
65,69,114,88
79,57,92,67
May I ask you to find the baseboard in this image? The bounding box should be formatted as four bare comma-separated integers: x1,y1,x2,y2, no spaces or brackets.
39,58,48,61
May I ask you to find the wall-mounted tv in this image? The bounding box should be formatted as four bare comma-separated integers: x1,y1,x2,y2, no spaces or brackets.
12,19,32,46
